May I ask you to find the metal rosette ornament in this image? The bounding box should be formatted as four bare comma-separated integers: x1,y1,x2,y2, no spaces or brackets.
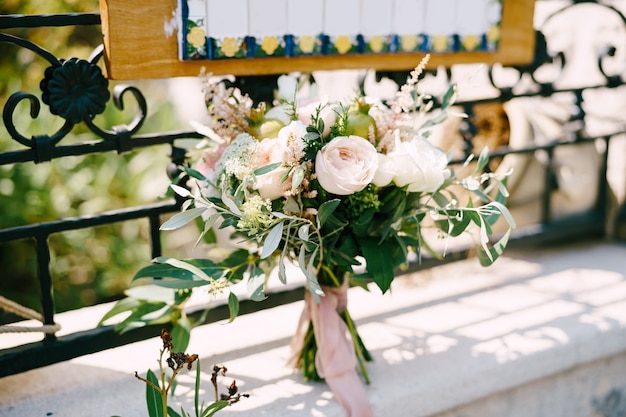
40,57,110,124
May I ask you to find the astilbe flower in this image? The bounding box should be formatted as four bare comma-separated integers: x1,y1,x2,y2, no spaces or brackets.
201,71,253,141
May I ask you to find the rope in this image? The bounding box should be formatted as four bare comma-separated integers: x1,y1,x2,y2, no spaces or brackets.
0,294,61,334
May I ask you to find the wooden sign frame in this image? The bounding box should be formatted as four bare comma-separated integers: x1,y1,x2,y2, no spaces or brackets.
100,0,536,80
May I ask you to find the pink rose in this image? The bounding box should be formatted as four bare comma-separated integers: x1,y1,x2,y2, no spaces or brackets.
253,136,290,200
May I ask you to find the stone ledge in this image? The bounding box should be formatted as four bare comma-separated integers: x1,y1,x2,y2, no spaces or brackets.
1,240,625,417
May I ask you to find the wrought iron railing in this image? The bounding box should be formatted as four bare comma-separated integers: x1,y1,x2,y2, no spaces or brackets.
1,1,625,378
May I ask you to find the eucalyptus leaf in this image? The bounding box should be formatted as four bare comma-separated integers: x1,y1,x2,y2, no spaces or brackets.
292,166,305,192
470,187,490,203
221,193,242,217
441,83,458,109
99,297,141,325
139,305,172,324
253,162,281,176
461,177,480,191
466,210,482,227
474,147,490,174
154,257,214,282
432,191,450,208
113,319,147,334
271,211,293,219
479,216,490,249
495,178,510,199
304,132,320,142
261,221,284,259
488,201,517,228
278,254,287,284
170,184,191,198
283,196,301,214
277,224,290,284
477,229,511,266
306,272,323,304
194,213,219,248
143,278,209,290
247,267,267,301
297,247,322,302
298,244,307,273
418,111,448,130
125,285,175,303
134,259,223,281
443,211,471,237
298,224,310,241
171,316,191,352
228,292,240,322
161,207,208,231
183,165,207,181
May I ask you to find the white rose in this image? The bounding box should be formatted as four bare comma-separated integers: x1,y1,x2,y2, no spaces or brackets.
372,153,395,187
278,120,306,147
264,105,291,125
276,74,298,102
388,136,449,193
253,137,290,200
315,135,378,195
297,100,337,137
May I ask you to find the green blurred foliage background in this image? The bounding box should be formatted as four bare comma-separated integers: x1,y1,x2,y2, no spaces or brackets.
0,1,194,317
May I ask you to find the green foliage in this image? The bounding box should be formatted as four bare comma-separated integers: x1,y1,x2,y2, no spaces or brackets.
1,0,194,316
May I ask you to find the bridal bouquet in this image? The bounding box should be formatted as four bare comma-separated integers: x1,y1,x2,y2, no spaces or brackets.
103,56,514,416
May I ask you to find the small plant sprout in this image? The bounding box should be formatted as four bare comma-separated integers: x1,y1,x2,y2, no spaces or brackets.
133,329,247,417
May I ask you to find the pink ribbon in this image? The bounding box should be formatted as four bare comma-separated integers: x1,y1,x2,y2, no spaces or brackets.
290,281,374,417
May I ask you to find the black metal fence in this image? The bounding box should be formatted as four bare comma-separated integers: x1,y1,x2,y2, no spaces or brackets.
1,0,625,378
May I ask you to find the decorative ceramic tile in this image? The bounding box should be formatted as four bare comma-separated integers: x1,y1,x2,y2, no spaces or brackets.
457,0,489,51
182,15,208,59
486,0,502,50
286,0,323,55
425,0,457,52
249,0,287,57
324,0,360,55
178,0,503,60
361,0,393,53
207,0,247,59
392,0,427,53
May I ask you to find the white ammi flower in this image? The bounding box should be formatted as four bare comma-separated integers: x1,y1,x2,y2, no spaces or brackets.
315,135,378,195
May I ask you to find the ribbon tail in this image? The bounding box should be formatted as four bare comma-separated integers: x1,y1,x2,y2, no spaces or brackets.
325,369,374,417
312,289,373,417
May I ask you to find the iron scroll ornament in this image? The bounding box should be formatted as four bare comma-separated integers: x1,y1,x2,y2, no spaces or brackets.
1,35,148,163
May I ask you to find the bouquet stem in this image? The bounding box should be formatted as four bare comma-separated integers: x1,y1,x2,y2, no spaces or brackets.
294,293,372,384
341,310,372,384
